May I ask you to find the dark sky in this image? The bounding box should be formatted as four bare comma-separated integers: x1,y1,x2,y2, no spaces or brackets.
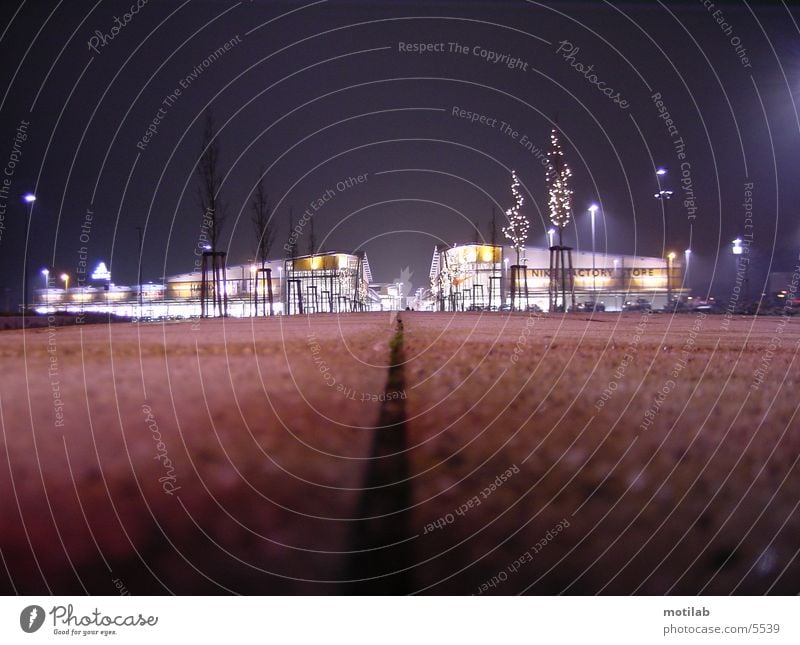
1,0,799,306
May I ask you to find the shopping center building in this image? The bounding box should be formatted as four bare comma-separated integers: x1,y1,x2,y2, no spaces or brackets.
34,244,685,316
429,243,686,311
35,251,374,318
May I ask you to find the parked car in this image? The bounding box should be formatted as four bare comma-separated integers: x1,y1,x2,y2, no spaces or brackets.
689,298,723,313
571,300,605,312
623,298,652,312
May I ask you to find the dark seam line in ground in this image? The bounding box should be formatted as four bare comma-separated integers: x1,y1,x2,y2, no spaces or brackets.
344,315,414,594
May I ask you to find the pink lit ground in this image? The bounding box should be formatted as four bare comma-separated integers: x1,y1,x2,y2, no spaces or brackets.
0,311,798,594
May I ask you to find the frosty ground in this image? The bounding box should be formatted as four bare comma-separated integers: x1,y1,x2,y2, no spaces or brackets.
0,311,798,594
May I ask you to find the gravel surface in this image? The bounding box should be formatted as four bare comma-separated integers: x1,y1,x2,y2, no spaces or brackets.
1,311,798,594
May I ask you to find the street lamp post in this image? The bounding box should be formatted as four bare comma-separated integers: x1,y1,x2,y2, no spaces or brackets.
22,194,36,311
136,226,144,315
667,252,676,308
654,168,673,255
41,268,49,310
61,274,69,310
588,204,599,296
684,249,691,290
732,238,748,304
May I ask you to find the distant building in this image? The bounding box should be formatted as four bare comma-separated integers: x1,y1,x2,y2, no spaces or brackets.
34,252,374,317
284,252,372,315
430,243,686,312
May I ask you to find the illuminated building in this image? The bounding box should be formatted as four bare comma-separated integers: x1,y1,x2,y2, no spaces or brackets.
430,244,686,312
34,253,373,317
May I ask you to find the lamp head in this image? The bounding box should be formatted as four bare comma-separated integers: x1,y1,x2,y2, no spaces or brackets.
588,204,599,214
23,193,36,203
656,168,667,176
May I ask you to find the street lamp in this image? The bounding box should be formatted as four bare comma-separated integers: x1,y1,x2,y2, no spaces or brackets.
731,238,748,302
588,204,599,295
61,274,69,308
667,252,676,308
654,168,673,254
547,228,556,248
22,194,36,311
41,268,49,309
684,249,691,288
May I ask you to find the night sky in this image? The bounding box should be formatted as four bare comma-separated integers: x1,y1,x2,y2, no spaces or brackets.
1,0,799,307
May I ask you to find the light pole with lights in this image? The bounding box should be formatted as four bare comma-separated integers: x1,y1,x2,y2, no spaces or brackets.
667,252,676,307
732,237,748,302
588,204,599,295
684,249,691,290
61,274,69,309
22,193,36,310
654,168,673,254
41,268,49,309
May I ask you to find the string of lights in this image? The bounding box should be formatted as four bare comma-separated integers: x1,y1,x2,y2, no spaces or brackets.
546,129,573,235
502,170,530,265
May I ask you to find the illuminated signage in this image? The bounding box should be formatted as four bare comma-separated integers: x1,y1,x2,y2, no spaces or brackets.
91,262,111,281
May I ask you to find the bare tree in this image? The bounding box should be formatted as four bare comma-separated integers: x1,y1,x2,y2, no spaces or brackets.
197,110,228,316
251,169,275,268
197,110,227,252
286,206,297,259
308,214,317,255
